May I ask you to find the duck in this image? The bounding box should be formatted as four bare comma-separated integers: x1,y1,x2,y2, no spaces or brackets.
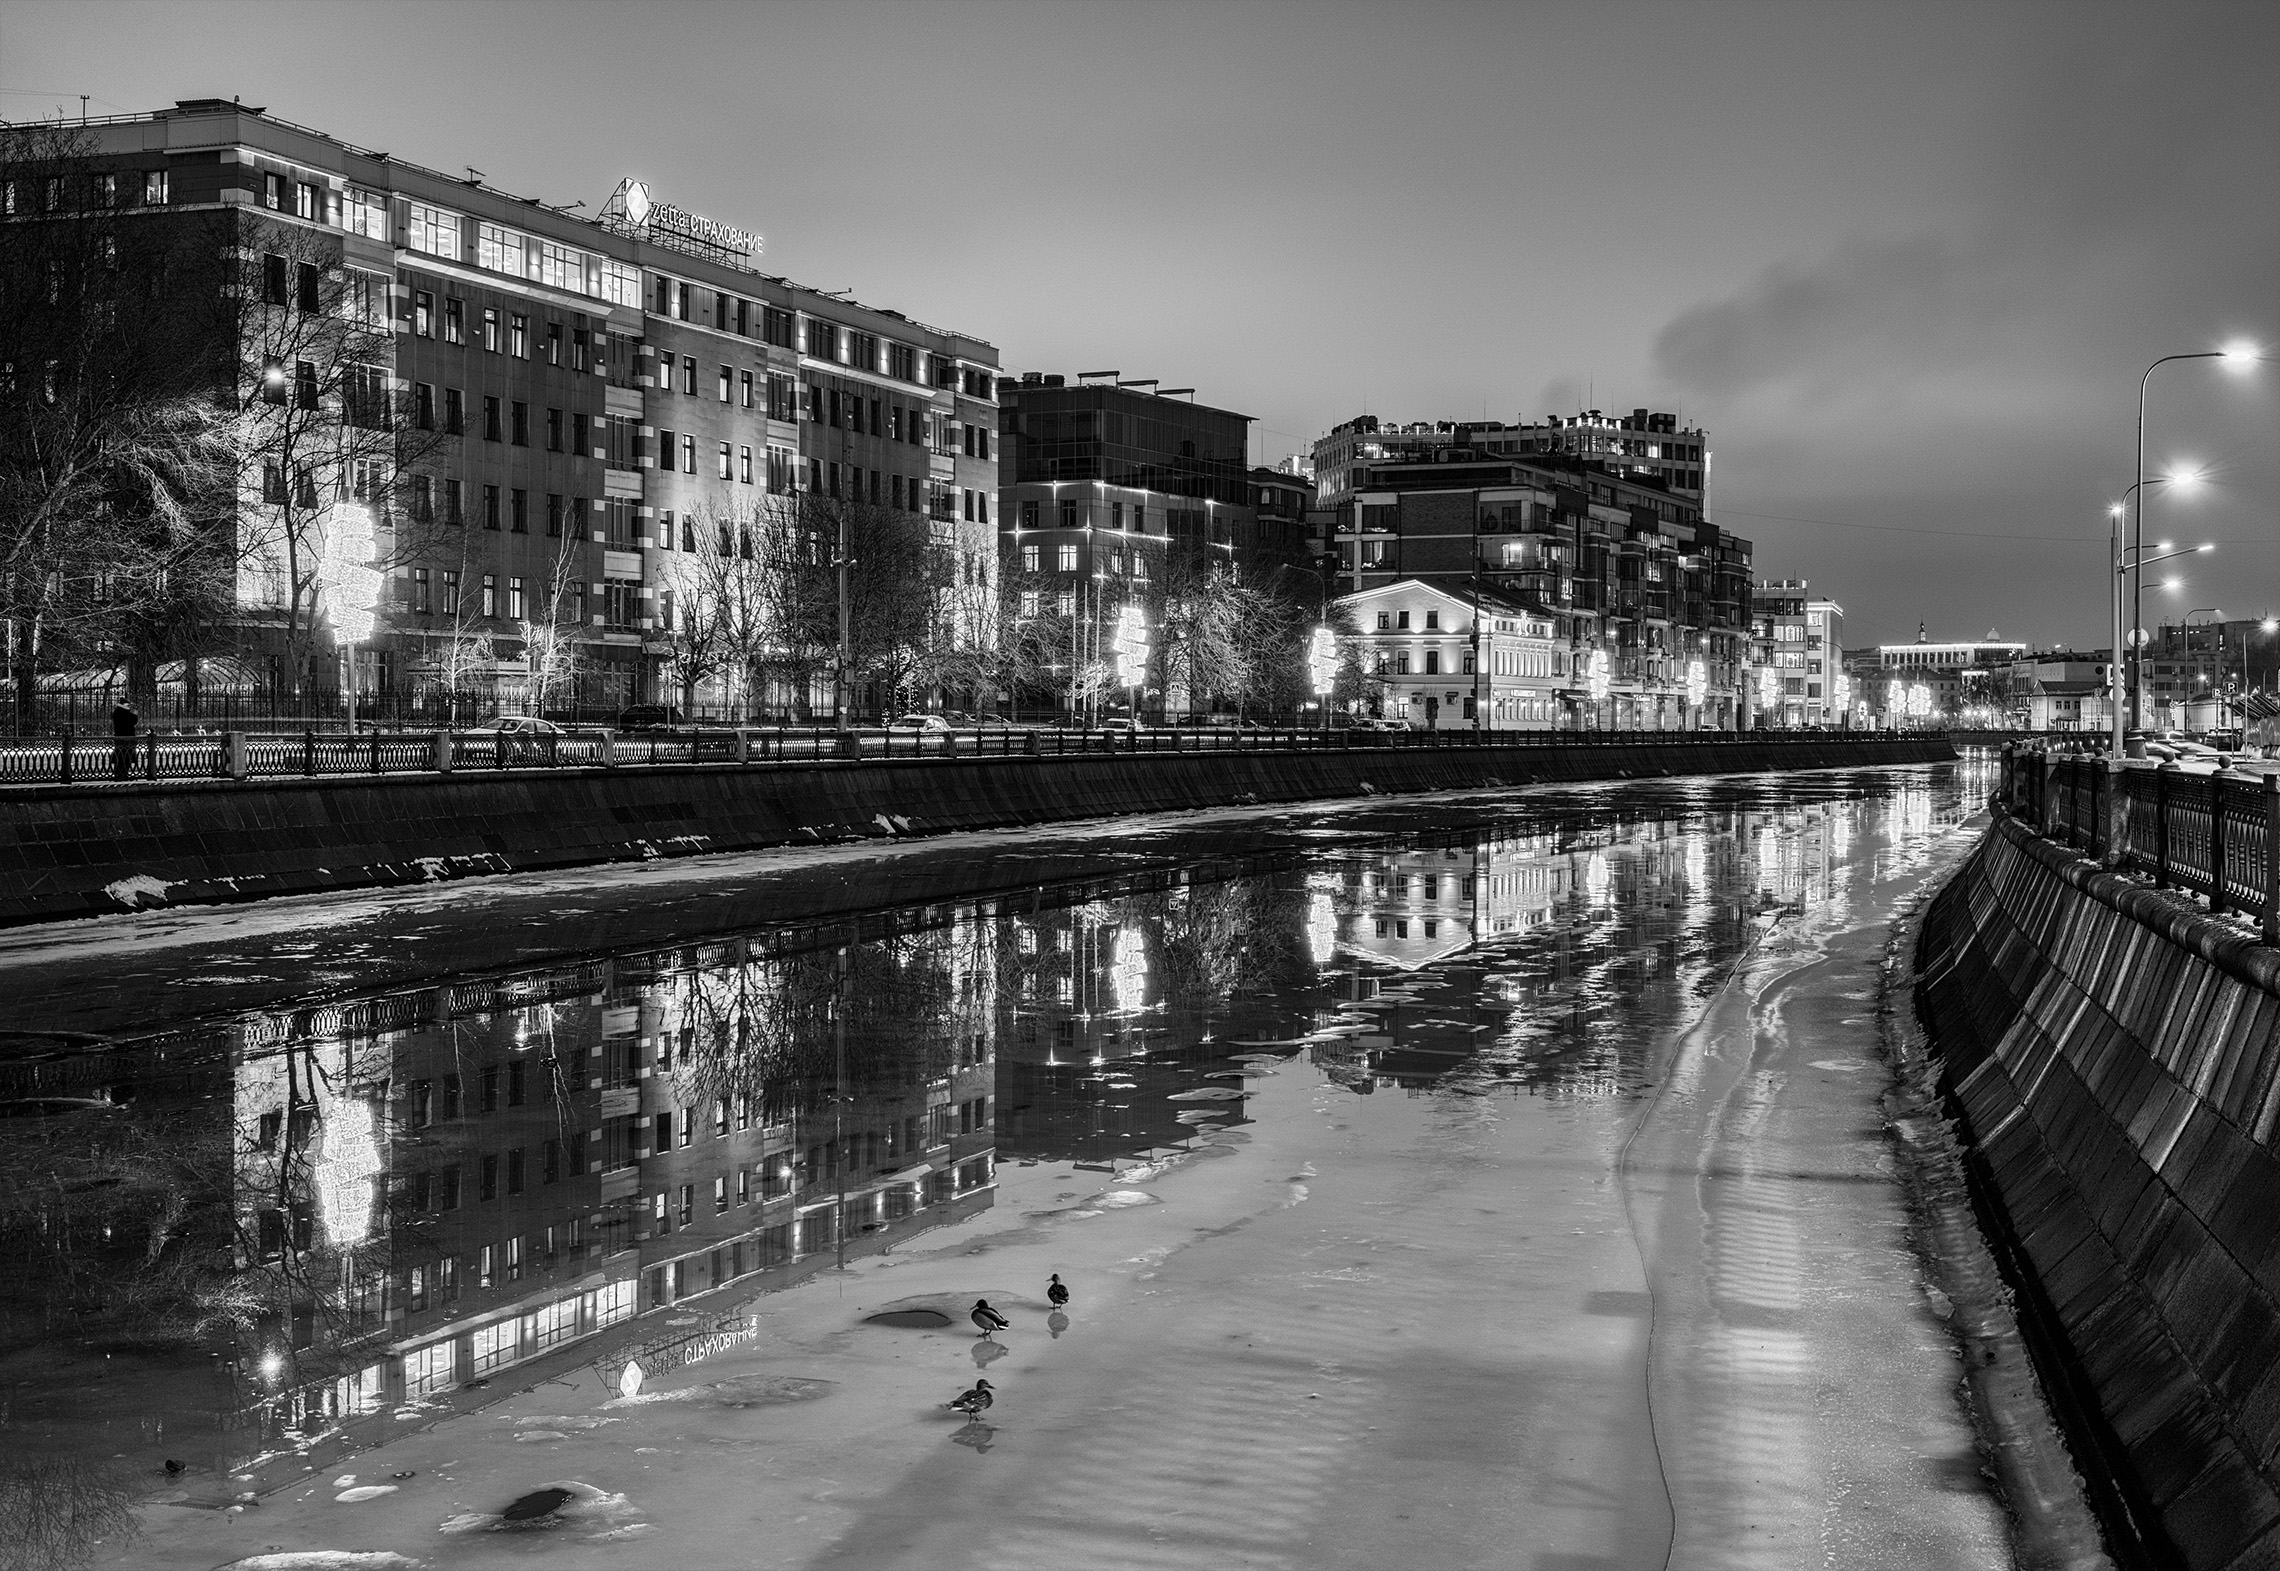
948,1378,994,1416
970,1299,1010,1338
1046,1274,1070,1308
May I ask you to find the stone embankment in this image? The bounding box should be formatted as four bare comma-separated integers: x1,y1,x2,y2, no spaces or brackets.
1919,813,2280,1570
0,734,1950,926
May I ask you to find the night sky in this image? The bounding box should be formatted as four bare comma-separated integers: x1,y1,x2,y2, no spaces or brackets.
7,0,2273,651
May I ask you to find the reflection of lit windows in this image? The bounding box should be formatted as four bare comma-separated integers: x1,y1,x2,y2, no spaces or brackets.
505,1235,523,1282
1055,976,1074,1003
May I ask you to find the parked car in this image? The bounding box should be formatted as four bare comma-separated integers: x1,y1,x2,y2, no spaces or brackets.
616,704,687,732
466,715,568,760
888,713,953,735
1098,718,1147,734
971,714,1015,728
468,715,566,738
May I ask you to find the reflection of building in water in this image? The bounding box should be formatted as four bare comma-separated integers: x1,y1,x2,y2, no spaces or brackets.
990,881,1317,1161
1328,835,1574,971
1313,829,1740,1096
227,916,998,1446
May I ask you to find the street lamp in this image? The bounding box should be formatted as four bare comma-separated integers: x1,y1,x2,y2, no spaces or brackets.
2107,474,2213,758
2128,345,2263,736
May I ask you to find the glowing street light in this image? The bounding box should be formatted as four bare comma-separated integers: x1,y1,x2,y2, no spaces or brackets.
2123,343,2265,748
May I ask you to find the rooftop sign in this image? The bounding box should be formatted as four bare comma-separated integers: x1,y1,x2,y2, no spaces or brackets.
603,178,762,266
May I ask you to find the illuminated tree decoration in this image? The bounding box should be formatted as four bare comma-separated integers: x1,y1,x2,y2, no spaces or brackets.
319,503,384,645
1685,659,1708,706
1307,890,1338,967
1109,927,1148,1014
1112,604,1150,686
1757,664,1778,708
1587,649,1611,702
1308,625,1339,696
311,1096,382,1248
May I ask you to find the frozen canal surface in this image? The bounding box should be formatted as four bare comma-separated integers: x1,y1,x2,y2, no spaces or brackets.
0,760,2014,1570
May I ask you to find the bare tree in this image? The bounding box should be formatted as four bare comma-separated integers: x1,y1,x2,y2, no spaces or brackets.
0,120,239,723
516,534,586,715
228,214,447,697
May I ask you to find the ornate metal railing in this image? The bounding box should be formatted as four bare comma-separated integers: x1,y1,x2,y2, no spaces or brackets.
1997,746,2280,943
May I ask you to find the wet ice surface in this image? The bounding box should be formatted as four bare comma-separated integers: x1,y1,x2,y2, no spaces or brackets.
0,760,2017,1569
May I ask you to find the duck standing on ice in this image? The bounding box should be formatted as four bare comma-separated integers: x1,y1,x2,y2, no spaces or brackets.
971,1299,1010,1338
948,1378,994,1416
1046,1274,1070,1308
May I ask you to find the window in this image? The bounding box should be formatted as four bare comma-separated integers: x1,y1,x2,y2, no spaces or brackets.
143,168,168,205
510,489,528,533
1020,544,1039,573
262,171,285,210
740,369,754,408
535,240,583,293
477,221,526,278
508,577,524,619
511,401,529,445
443,478,463,524
444,387,464,435
680,355,696,395
546,407,563,452
294,361,318,410
739,445,753,485
407,202,461,260
481,306,500,352
482,485,501,530
442,569,461,612
297,180,321,220
718,442,732,481
546,493,563,537
718,364,732,403
657,428,674,470
1057,544,1079,572
509,314,528,357
545,321,562,366
590,256,638,306
807,320,836,360
413,290,434,338
766,446,792,493
262,253,288,306
681,434,695,474
761,306,796,347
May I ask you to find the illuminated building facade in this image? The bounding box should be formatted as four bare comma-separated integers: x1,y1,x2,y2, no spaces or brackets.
1302,416,1751,730
1332,579,1566,730
1748,580,1849,727
30,98,997,715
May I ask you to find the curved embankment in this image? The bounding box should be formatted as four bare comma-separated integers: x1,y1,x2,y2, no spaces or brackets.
1918,813,2280,1570
0,735,1950,926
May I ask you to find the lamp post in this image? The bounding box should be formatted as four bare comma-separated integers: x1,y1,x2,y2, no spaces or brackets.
2106,471,2197,752
2128,343,2263,734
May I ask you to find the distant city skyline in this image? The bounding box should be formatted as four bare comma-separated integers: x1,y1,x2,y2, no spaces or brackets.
6,0,2274,649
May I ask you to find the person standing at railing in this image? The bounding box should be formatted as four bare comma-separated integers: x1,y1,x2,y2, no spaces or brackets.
110,700,138,782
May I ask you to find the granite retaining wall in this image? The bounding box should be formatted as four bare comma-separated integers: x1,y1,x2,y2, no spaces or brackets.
1919,813,2280,1569
0,734,1951,926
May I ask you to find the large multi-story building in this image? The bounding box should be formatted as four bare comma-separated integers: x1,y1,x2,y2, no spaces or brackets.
995,372,1255,585
1310,407,1708,511
14,98,998,717
1851,630,2029,724
1748,579,1847,727
1302,417,1753,730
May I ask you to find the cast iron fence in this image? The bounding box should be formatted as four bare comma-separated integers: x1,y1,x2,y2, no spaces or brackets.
1997,746,2280,944
0,724,1920,789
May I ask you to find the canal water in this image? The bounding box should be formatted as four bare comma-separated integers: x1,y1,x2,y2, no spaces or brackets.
0,758,1998,1569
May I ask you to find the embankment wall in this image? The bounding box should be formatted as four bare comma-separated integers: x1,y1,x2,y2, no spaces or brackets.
1919,814,2280,1569
0,735,1950,926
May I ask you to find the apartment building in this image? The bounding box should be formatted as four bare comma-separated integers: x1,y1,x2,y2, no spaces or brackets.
17,99,997,715
997,372,1255,587
1304,421,1753,730
1748,580,1848,727
1311,407,1708,511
